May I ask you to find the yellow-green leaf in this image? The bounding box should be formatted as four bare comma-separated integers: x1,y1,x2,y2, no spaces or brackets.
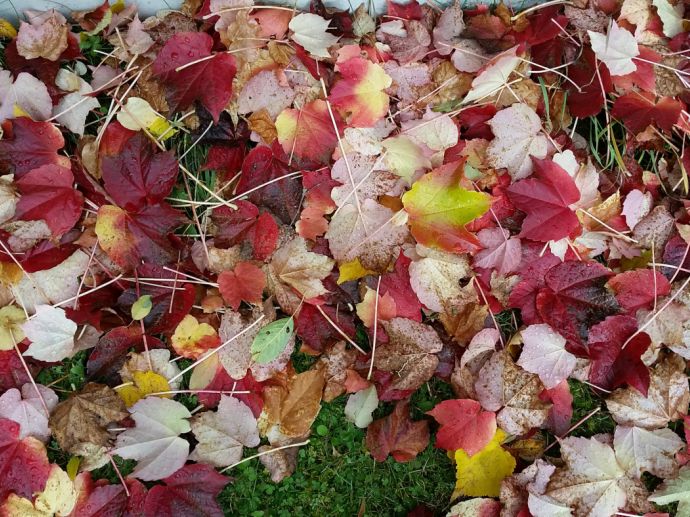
131,295,152,321
251,317,294,364
453,429,516,498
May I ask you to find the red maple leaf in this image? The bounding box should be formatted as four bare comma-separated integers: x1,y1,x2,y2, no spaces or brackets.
70,475,147,516
608,269,671,313
386,0,423,19
506,157,581,242
508,246,561,324
100,128,178,212
366,399,429,462
143,464,230,517
195,367,263,416
86,326,166,380
295,303,356,353
152,32,237,123
211,201,279,261
566,46,613,118
612,92,683,134
0,119,69,177
236,143,302,224
218,262,266,310
587,315,651,396
14,164,84,237
296,168,338,241
427,399,496,454
0,418,51,499
379,252,422,322
202,144,246,182
536,260,619,353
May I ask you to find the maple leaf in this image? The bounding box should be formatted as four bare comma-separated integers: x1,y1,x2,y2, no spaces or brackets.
53,69,101,137
49,383,128,454
0,118,70,178
330,153,400,207
190,396,260,467
402,162,490,253
289,13,339,58
95,203,184,269
114,397,192,481
518,324,576,390
356,287,396,328
152,32,236,123
16,10,68,61
650,465,690,515
381,135,431,184
474,228,522,276
408,246,471,314
0,418,51,500
487,103,549,180
614,425,684,480
476,351,551,435
2,464,77,516
546,436,628,517
275,100,340,166
171,315,220,359
143,464,230,517
506,157,580,242
653,0,685,37
366,399,429,462
22,305,77,362
612,92,683,134
326,199,408,272
379,252,422,321
116,370,172,408
375,317,444,391
236,144,302,224
427,399,496,455
588,21,639,76
268,236,334,300
0,383,58,442
330,57,392,127
218,262,266,310
211,201,278,260
462,52,521,105
0,70,52,123
14,164,84,238
453,429,516,498
587,315,651,395
606,354,689,429
608,269,671,313
100,129,178,212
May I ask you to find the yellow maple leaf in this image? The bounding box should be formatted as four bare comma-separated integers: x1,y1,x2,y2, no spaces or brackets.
171,314,220,359
1,465,77,517
337,258,375,284
453,429,516,498
116,370,171,407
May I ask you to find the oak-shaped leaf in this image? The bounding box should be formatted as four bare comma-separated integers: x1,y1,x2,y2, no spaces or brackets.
606,353,689,429
143,464,230,517
366,399,429,462
100,128,178,212
190,395,260,468
402,162,490,253
475,351,551,436
506,157,580,242
0,118,70,178
152,32,237,123
14,164,84,238
0,383,58,442
0,418,51,500
49,382,128,453
427,399,496,455
375,317,443,391
113,397,192,481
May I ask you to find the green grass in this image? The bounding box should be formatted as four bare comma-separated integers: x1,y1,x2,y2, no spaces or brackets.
219,392,455,517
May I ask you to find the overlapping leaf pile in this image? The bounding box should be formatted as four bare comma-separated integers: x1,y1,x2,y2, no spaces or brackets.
1,0,690,515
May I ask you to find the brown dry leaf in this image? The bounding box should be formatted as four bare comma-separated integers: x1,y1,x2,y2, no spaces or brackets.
49,383,128,453
248,109,278,144
259,444,298,482
375,317,444,391
475,351,551,435
143,11,198,48
267,41,294,66
430,61,472,106
365,399,429,462
319,342,358,402
438,283,488,345
580,191,621,231
268,236,335,300
606,353,690,429
16,11,68,61
130,66,169,114
263,368,326,438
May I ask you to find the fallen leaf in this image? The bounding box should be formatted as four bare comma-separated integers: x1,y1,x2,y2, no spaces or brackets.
344,385,379,428
289,13,339,58
366,399,429,462
453,429,516,498
22,305,77,362
0,383,58,442
589,21,639,76
428,399,496,455
171,315,221,359
518,324,576,390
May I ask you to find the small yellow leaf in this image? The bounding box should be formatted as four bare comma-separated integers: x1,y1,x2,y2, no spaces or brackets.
171,314,220,359
337,258,375,284
453,429,516,498
116,370,171,407
0,305,26,351
0,19,17,38
66,456,80,480
0,263,23,285
12,105,30,118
